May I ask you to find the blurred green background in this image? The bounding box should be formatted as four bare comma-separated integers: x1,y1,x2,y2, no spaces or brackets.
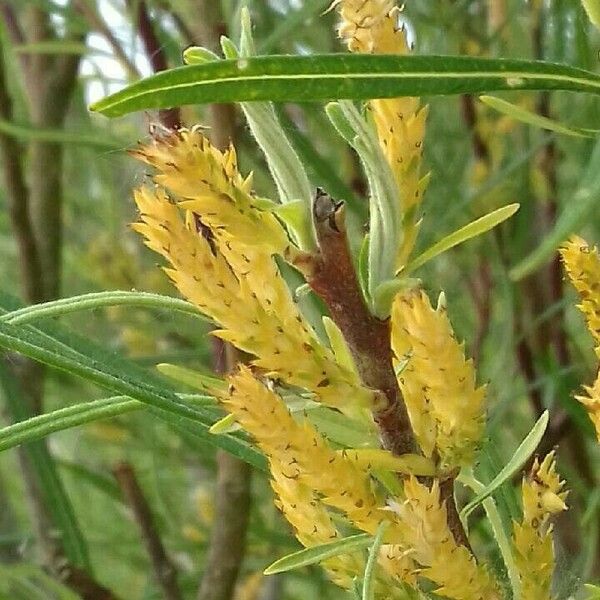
1,0,600,598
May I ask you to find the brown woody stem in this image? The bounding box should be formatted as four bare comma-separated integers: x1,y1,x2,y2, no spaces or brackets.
294,189,415,456
113,462,182,600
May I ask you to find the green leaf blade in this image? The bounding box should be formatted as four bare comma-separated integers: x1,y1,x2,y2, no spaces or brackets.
460,410,549,520
264,533,372,575
90,55,600,118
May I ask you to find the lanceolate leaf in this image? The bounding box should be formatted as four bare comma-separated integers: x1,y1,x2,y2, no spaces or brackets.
0,295,266,471
404,203,520,274
0,397,141,452
90,54,600,118
362,522,389,600
264,533,372,575
510,137,600,280
479,95,599,137
460,410,549,519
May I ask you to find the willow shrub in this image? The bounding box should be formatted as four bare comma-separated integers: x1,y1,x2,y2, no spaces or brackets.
3,1,600,599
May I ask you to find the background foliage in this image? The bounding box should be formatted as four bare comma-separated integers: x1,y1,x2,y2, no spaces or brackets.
0,0,599,598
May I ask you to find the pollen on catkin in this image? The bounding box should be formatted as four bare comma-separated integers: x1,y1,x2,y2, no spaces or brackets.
560,235,600,355
133,185,373,416
391,477,501,600
576,368,600,441
512,453,567,600
131,127,291,256
390,290,486,470
270,464,411,598
221,366,405,542
334,0,428,269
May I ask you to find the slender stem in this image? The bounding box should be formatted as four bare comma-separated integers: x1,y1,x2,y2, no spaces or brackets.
459,470,521,599
294,190,415,456
128,0,181,129
0,36,44,304
113,462,183,600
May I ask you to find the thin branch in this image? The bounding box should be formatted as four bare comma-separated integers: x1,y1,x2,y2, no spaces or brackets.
0,1,28,75
128,0,180,129
0,37,44,304
440,477,472,551
197,444,252,600
293,189,415,456
113,462,182,600
74,0,140,79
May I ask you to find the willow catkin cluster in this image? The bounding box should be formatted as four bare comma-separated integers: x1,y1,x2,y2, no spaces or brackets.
221,367,419,592
560,235,600,439
221,366,402,540
512,453,567,600
334,0,429,269
270,463,410,597
390,290,486,470
132,131,375,418
393,478,501,600
560,235,600,353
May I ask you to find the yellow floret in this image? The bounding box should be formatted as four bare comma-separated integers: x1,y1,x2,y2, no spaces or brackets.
131,127,290,256
393,478,501,600
576,368,600,441
512,453,567,600
560,235,600,355
334,0,428,269
133,186,373,416
222,367,395,537
391,290,486,469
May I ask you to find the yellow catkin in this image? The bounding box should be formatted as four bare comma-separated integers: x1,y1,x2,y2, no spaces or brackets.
335,0,428,269
392,478,501,600
576,368,600,441
560,235,600,355
131,127,290,256
226,367,416,595
221,366,398,538
133,186,373,415
512,453,567,600
390,291,485,469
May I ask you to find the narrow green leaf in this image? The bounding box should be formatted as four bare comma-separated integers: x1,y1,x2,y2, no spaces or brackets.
480,95,599,137
157,363,226,393
0,291,206,325
0,296,265,471
334,101,400,317
510,137,600,280
405,203,520,274
0,119,124,149
362,522,389,600
459,469,520,598
90,55,600,118
236,9,314,249
264,533,372,575
183,46,220,64
0,396,141,452
460,410,549,519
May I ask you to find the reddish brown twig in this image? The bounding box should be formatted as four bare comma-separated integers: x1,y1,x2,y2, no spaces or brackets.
293,190,415,456
113,462,182,600
128,0,181,129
